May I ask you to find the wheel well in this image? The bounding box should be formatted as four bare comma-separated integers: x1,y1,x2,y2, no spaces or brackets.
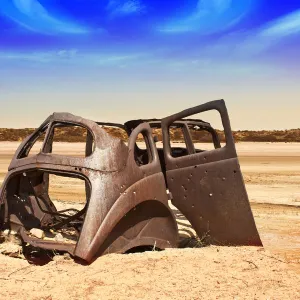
94,200,178,257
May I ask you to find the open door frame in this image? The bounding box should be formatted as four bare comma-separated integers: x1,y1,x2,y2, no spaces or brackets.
161,99,262,246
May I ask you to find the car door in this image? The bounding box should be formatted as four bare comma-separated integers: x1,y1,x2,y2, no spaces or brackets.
161,99,262,246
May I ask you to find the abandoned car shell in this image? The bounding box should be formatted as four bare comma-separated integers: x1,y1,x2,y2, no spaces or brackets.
0,113,178,263
0,99,262,263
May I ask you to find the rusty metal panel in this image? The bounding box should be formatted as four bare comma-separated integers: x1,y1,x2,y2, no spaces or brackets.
161,99,262,246
167,158,262,245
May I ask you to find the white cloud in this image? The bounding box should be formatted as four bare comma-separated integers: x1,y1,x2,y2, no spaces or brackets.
192,9,300,59
259,10,300,38
236,9,300,55
106,0,146,17
0,0,89,34
158,0,248,34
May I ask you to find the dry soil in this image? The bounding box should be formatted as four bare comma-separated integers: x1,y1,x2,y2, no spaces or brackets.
0,142,299,299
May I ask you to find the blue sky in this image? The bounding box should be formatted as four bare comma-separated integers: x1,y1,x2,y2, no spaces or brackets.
0,0,300,129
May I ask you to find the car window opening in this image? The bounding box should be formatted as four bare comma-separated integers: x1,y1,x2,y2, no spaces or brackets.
7,170,90,244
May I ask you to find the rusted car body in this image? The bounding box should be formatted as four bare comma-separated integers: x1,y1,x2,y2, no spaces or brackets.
0,99,262,263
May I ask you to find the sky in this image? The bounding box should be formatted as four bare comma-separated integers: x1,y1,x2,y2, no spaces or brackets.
0,0,300,129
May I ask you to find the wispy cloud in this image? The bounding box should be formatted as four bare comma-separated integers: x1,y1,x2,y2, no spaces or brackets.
3,6,300,74
0,49,150,68
0,49,79,63
260,9,300,38
236,9,300,55
192,9,300,59
106,0,146,17
162,56,278,77
0,45,277,78
158,0,252,34
0,0,89,35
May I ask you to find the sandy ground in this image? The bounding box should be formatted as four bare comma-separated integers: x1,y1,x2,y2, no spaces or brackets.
0,247,299,299
0,141,299,299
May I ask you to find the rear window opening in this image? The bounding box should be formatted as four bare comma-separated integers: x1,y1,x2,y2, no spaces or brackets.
135,132,153,166
5,170,90,246
150,126,163,148
169,125,189,158
136,132,147,150
188,124,221,152
46,123,95,158
183,110,225,152
18,125,48,159
167,110,224,158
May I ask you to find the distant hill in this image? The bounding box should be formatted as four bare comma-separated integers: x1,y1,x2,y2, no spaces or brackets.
232,129,300,143
0,127,300,143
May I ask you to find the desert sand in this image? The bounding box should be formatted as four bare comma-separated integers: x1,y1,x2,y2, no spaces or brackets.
0,141,299,299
